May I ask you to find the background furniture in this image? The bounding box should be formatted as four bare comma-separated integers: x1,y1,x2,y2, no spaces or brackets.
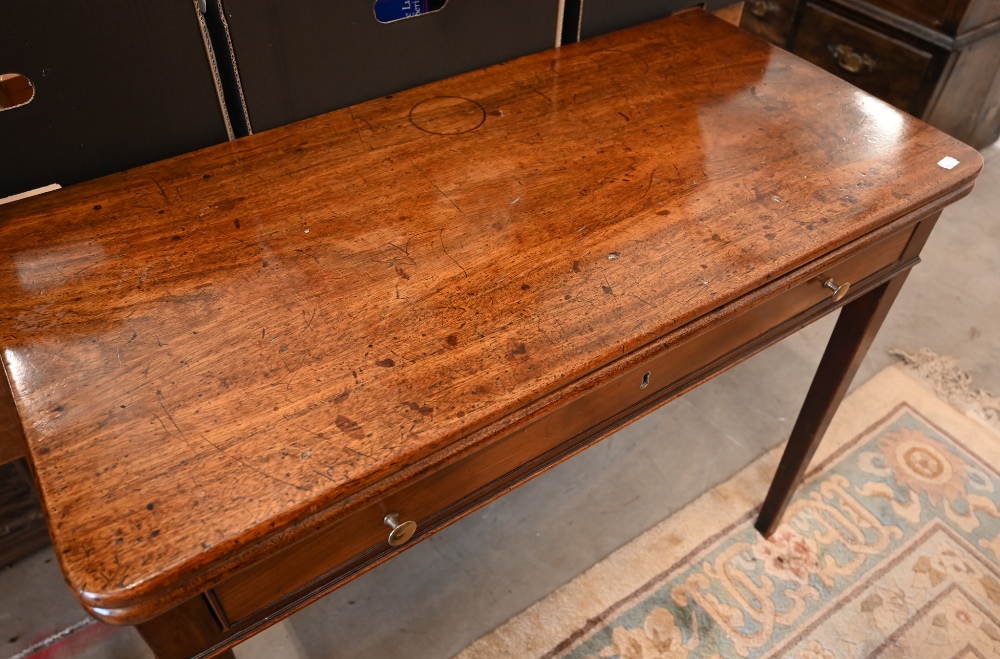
741,0,1000,148
206,0,562,134
0,0,231,198
560,0,735,42
0,460,47,566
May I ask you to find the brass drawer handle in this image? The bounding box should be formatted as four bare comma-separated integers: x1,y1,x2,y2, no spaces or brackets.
822,278,851,302
748,0,777,18
829,44,876,74
384,512,417,546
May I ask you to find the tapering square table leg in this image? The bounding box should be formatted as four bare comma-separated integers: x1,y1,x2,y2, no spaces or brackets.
755,272,909,537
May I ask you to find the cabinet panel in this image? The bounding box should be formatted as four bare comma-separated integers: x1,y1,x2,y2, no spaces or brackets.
793,4,935,113
861,0,1000,36
0,1,230,198
739,0,1000,147
577,0,735,41
217,0,561,133
740,0,800,48
925,31,1000,149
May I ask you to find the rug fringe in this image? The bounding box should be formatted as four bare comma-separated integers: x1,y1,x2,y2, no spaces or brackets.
889,347,1000,432
7,618,96,659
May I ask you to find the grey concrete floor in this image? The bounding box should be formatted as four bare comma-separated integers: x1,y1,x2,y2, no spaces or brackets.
2,142,998,659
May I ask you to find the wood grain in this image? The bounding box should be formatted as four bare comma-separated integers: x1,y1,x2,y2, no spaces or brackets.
213,221,915,622
757,273,911,535
135,593,233,659
0,9,981,624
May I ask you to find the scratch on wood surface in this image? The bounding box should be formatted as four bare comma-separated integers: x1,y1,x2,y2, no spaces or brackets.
836,113,869,154
644,167,658,195
680,272,719,308
148,178,170,203
602,48,650,73
352,127,368,151
294,248,321,264
438,228,468,278
303,308,317,331
532,87,554,105
534,313,558,346
623,292,654,307
341,441,377,462
154,390,310,491
407,157,464,214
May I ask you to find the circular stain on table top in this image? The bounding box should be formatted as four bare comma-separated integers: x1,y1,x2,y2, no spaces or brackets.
409,96,487,135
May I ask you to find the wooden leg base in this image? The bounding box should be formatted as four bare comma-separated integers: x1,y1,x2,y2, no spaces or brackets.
755,273,909,536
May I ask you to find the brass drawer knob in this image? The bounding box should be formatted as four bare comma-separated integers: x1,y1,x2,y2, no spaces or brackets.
829,44,876,74
748,0,776,17
384,512,417,546
822,278,850,302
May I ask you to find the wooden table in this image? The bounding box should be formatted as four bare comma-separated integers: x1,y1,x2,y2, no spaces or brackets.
0,10,982,658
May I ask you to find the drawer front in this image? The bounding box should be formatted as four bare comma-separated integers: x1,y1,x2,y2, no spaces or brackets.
860,0,1000,36
792,4,935,113
740,0,799,49
213,225,916,623
861,0,954,32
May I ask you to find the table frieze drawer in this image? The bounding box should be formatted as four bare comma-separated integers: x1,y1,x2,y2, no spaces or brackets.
212,225,915,624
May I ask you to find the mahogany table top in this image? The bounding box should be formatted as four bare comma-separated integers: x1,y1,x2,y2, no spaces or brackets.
0,10,981,620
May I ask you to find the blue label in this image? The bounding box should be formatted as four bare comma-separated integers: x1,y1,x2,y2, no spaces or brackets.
374,0,429,22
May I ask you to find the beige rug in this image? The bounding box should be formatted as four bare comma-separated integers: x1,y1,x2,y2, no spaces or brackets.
456,365,1000,658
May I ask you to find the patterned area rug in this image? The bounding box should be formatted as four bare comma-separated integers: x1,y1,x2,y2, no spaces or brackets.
456,366,1000,659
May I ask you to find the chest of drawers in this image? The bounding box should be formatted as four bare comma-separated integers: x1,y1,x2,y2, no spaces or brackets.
742,0,1000,148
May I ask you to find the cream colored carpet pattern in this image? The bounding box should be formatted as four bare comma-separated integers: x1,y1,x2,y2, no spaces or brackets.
456,366,1000,658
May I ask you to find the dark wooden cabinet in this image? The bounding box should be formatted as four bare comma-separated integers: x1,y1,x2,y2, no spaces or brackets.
741,0,1000,148
741,0,800,48
860,0,1000,36
0,460,48,566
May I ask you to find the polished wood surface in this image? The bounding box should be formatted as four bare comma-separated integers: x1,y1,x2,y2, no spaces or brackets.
0,9,981,628
213,219,918,623
135,594,235,659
